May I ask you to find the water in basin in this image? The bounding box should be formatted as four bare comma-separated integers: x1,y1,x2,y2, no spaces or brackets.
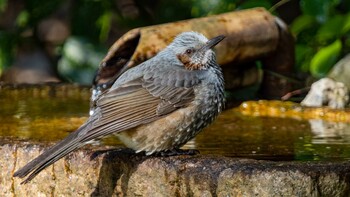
1,84,350,161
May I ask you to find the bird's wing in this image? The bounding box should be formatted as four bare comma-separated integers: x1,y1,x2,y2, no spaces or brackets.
80,68,200,142
14,67,202,183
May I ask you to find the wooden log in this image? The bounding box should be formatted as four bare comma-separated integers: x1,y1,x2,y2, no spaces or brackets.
93,8,280,91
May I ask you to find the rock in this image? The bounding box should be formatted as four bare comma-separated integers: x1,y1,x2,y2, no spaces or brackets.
328,54,350,89
301,54,350,109
301,77,349,109
1,140,350,196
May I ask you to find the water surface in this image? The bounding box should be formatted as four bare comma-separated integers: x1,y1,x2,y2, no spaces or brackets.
1,84,350,161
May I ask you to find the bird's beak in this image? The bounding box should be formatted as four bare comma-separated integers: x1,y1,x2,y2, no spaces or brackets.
202,35,225,51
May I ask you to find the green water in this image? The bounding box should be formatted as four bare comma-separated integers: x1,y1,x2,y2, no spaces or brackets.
0,84,90,141
1,84,350,161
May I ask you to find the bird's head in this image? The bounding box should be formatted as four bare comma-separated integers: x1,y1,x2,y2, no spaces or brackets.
168,32,225,70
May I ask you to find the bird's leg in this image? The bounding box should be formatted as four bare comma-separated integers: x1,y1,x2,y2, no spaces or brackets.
156,149,200,157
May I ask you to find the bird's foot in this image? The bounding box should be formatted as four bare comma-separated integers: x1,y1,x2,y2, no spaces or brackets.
90,148,135,160
156,149,200,157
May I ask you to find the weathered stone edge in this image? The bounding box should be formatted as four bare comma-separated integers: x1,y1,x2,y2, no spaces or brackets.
1,141,350,196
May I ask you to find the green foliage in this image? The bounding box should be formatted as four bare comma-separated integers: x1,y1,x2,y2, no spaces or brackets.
0,0,7,12
24,0,62,26
16,11,30,28
300,0,340,22
237,0,272,10
190,0,236,17
71,0,113,44
0,0,114,83
0,32,16,76
292,0,350,78
2,0,350,82
316,15,344,42
310,39,342,78
97,11,113,42
152,0,192,23
290,15,316,35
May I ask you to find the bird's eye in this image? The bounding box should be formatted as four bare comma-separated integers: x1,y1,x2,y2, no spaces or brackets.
185,49,194,54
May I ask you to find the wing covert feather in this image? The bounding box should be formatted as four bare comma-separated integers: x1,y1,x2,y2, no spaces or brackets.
80,67,202,142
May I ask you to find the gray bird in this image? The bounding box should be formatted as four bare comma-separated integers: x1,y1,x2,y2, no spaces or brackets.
14,32,225,184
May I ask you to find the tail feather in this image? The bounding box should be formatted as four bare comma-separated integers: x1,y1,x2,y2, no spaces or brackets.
14,126,86,184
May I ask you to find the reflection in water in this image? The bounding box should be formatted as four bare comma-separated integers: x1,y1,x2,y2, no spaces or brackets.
309,119,350,144
14,100,32,139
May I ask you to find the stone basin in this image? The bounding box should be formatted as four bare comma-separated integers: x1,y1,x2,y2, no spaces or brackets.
1,84,350,196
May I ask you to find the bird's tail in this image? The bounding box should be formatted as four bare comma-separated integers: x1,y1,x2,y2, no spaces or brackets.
13,124,88,184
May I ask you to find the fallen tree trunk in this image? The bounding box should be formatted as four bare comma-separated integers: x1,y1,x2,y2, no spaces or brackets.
93,7,293,99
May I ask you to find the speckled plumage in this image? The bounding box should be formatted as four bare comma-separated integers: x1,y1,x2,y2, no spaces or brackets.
14,32,225,183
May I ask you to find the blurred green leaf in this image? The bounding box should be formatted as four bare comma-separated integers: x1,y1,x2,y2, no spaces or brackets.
24,0,62,26
346,35,350,48
191,0,236,17
71,0,108,43
295,44,314,72
96,11,112,42
290,15,316,35
0,0,7,12
316,15,344,42
16,10,29,28
237,0,271,10
310,39,342,78
342,13,350,34
295,1,350,75
300,0,340,22
153,0,191,23
0,32,15,69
